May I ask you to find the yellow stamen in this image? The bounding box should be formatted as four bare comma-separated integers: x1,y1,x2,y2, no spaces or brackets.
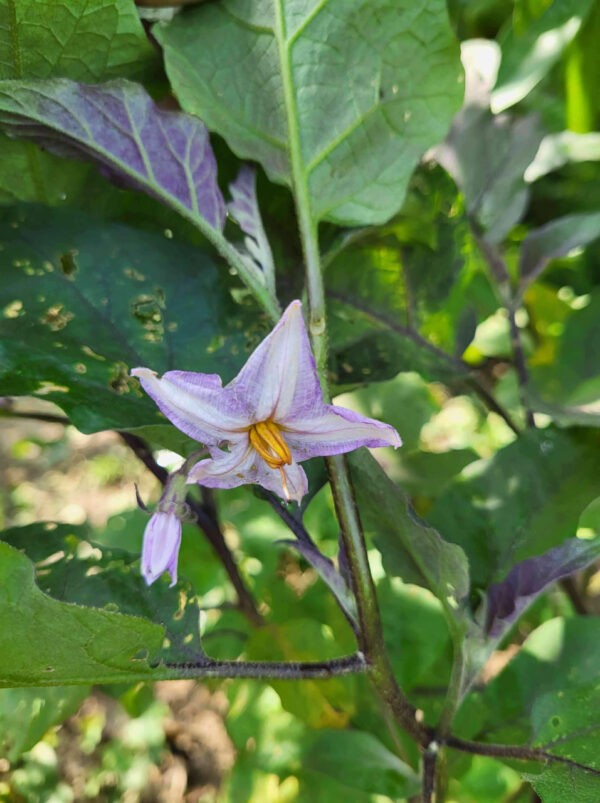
248,420,292,469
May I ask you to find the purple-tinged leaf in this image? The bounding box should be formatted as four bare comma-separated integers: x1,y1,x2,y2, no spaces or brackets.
227,165,275,292
485,537,600,639
518,212,600,296
0,79,225,230
278,538,357,628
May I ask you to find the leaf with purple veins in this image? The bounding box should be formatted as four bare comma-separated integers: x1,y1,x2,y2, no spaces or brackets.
0,79,225,231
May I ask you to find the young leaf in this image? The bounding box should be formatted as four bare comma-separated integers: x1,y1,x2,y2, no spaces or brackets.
0,79,225,230
485,537,600,639
228,164,276,295
0,205,260,432
437,107,544,243
155,0,463,226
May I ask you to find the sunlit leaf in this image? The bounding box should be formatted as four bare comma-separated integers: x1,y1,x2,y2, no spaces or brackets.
492,0,596,112
156,0,462,226
0,542,163,686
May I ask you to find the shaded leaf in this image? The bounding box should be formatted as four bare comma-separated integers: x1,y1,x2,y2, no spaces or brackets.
0,204,259,432
492,0,596,112
530,289,600,426
437,107,544,242
0,541,163,686
519,212,600,293
0,79,225,230
427,428,600,587
349,450,470,616
302,729,419,798
326,168,490,385
156,0,462,226
0,686,88,762
485,537,600,639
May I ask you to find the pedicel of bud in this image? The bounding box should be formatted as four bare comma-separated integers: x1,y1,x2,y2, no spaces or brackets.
140,471,189,587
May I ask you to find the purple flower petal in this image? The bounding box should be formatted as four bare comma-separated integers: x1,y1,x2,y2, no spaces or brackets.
131,368,250,445
285,405,402,460
227,301,323,421
141,511,182,587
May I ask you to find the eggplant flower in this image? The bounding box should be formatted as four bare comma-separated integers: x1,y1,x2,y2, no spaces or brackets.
141,511,182,587
132,301,401,504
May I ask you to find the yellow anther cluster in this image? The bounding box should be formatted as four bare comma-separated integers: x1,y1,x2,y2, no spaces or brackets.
249,420,292,469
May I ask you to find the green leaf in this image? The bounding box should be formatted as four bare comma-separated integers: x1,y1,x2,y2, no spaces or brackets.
530,289,600,425
156,0,463,226
0,0,157,204
0,685,88,762
474,617,600,743
302,729,419,798
519,211,600,293
492,0,596,112
2,520,206,664
0,541,164,686
427,427,600,587
349,450,470,616
0,0,155,82
0,204,260,432
326,168,492,385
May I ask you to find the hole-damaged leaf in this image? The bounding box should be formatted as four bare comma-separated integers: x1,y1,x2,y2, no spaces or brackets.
0,79,225,230
0,204,260,433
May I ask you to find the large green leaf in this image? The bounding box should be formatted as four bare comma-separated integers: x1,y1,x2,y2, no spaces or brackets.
0,204,260,432
2,521,206,664
470,617,600,743
0,541,164,686
427,427,600,587
156,0,462,226
0,0,157,203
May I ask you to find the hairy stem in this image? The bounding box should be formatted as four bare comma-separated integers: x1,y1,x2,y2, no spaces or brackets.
422,741,440,803
162,652,367,680
445,735,600,777
119,431,263,626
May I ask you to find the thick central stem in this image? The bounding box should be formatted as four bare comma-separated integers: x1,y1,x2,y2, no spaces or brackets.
274,0,428,749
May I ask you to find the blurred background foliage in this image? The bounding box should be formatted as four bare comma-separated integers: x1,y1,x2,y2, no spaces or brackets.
1,0,600,800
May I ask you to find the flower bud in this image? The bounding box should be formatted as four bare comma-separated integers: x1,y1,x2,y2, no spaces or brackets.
141,511,182,587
